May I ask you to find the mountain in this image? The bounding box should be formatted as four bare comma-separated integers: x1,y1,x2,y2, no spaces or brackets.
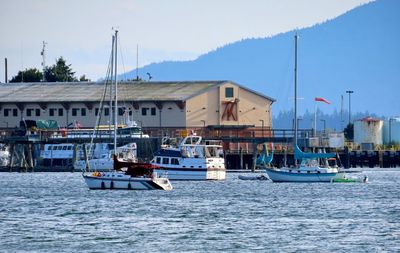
123,0,400,117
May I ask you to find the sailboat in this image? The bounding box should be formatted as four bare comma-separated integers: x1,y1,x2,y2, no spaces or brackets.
82,30,172,190
264,34,339,182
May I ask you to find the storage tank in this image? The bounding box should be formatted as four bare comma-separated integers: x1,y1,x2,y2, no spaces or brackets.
383,117,400,144
354,117,383,145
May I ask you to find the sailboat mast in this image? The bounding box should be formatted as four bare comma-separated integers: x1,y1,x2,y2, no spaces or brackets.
109,35,115,143
294,34,298,148
114,30,118,154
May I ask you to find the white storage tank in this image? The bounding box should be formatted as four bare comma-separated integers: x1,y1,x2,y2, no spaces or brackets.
383,117,400,144
354,117,383,145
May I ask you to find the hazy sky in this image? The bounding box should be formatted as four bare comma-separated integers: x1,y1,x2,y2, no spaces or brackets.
0,0,372,81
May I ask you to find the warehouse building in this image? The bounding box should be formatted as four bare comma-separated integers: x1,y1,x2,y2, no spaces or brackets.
0,81,275,130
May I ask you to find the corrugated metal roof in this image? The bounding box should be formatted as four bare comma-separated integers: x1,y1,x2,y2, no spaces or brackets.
0,81,225,102
0,80,276,103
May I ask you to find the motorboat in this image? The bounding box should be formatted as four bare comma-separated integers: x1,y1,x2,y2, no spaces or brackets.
151,134,226,180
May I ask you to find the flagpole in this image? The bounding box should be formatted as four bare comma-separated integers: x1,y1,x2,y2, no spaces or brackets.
314,102,317,137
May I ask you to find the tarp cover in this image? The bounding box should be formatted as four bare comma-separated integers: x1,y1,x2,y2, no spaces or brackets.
35,120,59,130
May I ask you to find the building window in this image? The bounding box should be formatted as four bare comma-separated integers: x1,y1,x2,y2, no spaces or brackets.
26,109,33,117
72,108,79,116
118,107,124,116
49,108,56,117
225,87,234,98
142,108,149,116
36,109,41,116
13,109,18,117
104,108,109,116
151,107,156,116
95,108,99,116
4,109,10,117
58,108,64,116
81,108,86,116
129,109,132,116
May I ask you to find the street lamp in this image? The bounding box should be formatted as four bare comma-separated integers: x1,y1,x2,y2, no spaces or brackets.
346,90,354,125
200,120,206,136
389,118,395,144
320,119,326,134
259,119,264,137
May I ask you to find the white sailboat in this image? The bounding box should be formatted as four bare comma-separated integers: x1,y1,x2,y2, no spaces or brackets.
82,30,172,190
264,34,339,182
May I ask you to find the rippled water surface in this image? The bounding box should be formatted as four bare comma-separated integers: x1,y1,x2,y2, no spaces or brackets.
1,169,399,252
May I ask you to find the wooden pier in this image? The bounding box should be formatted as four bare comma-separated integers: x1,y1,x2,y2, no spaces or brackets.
1,127,399,171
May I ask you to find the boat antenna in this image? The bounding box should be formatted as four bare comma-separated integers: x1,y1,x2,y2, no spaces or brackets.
41,41,47,81
136,44,139,81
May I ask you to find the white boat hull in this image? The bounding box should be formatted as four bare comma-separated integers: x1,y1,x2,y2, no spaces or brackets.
265,167,337,182
83,172,172,190
154,168,226,180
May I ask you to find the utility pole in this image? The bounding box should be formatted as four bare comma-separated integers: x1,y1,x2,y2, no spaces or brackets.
41,41,47,81
4,58,7,83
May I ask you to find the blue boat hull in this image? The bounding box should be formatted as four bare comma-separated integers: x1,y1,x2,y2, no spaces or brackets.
265,168,337,182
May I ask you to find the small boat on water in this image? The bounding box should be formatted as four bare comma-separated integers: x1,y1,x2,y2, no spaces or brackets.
83,155,172,190
151,134,226,180
331,173,368,183
238,174,269,181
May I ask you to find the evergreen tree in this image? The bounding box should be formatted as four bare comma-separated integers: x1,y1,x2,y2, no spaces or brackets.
10,68,43,82
44,57,77,82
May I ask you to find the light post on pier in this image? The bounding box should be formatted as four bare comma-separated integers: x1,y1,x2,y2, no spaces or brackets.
320,119,326,134
200,120,206,136
346,90,354,125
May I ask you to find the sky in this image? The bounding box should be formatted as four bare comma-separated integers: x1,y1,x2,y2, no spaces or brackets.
0,0,372,81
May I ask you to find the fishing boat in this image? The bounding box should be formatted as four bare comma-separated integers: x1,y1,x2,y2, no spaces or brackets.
82,30,172,191
264,34,339,182
151,134,226,180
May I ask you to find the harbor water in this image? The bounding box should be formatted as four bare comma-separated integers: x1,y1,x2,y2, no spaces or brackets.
0,169,399,252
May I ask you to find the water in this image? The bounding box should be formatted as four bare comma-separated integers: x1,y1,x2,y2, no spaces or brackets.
1,170,399,252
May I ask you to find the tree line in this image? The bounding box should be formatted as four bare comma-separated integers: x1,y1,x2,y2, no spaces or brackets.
9,57,90,83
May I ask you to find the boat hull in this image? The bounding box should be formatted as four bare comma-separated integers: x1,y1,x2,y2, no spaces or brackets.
83,173,172,190
265,168,337,182
154,168,226,180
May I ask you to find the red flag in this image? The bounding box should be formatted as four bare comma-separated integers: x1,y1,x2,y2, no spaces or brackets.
315,97,331,104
